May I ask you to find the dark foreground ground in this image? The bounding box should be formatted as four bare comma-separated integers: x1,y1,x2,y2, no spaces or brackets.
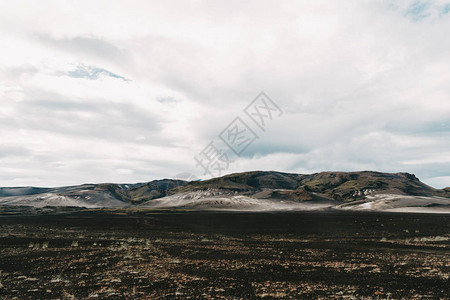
0,208,449,299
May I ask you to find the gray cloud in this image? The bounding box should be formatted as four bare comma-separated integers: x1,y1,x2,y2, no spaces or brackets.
0,90,166,144
0,145,30,159
36,34,131,66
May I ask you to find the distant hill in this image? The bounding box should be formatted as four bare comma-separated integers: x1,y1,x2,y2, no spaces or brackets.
0,180,185,208
0,171,449,212
0,187,51,197
171,171,450,201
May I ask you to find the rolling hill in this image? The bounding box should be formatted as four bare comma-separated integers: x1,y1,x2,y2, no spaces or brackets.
0,171,449,212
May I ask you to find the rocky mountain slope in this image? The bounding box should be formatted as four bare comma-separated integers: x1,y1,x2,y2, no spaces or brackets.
0,180,185,208
0,171,449,212
173,171,450,200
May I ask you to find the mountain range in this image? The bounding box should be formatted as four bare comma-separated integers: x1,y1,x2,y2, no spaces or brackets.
1,171,449,213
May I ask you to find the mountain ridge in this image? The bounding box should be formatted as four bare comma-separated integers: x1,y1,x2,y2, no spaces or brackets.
0,171,449,212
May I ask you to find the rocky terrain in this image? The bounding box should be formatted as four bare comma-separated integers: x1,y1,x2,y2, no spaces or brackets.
0,180,186,208
0,171,449,212
0,210,448,299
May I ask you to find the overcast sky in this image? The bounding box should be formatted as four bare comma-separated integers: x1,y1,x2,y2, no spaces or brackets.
1,0,450,188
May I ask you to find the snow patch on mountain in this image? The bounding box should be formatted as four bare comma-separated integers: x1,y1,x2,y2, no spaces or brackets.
337,194,450,213
140,189,335,211
0,193,128,208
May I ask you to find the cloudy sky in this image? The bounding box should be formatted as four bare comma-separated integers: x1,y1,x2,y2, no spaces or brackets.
1,0,450,188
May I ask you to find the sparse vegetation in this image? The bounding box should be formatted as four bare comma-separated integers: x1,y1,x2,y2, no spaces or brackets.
0,211,449,299
167,171,450,203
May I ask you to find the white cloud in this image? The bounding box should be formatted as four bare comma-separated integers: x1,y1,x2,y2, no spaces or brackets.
0,0,450,187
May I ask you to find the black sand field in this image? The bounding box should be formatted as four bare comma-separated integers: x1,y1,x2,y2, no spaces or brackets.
0,209,449,299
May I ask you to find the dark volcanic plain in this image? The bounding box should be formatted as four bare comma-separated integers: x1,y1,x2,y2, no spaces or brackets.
0,209,449,299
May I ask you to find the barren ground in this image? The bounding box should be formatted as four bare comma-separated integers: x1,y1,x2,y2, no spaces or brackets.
0,210,449,299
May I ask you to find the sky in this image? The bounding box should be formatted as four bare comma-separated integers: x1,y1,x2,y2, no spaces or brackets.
1,0,450,188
